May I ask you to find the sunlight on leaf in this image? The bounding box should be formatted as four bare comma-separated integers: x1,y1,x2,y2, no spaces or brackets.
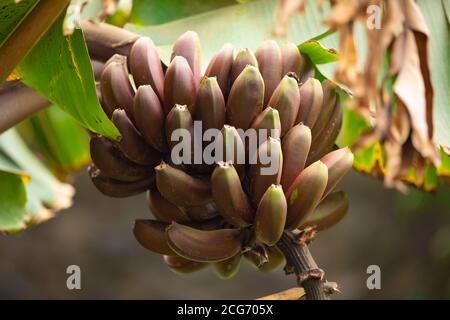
15,14,119,140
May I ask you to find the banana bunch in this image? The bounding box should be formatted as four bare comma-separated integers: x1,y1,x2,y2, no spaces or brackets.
89,31,354,279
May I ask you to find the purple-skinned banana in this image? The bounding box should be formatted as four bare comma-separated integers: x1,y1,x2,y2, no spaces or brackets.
195,76,226,131
310,80,337,139
226,65,264,130
88,165,154,198
100,54,135,122
280,124,311,191
285,160,328,230
211,162,253,228
166,222,243,262
307,98,342,164
267,73,300,137
112,109,161,166
248,137,283,206
255,40,282,105
163,255,208,274
155,162,212,206
230,48,258,86
185,202,220,221
90,135,152,182
296,78,324,128
129,37,165,102
133,219,176,255
170,31,202,86
214,125,245,176
254,184,287,246
205,43,234,98
165,104,194,150
164,56,197,114
147,189,190,223
280,42,304,78
300,191,349,231
133,85,168,152
250,107,281,147
319,147,354,198
214,254,241,280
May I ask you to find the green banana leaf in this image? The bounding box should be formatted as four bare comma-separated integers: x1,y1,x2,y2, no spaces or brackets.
14,13,119,140
0,170,27,232
129,0,239,26
18,105,91,178
0,0,39,47
417,0,450,149
0,129,74,233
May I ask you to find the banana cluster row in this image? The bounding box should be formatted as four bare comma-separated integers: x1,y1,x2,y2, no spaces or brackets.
89,31,353,278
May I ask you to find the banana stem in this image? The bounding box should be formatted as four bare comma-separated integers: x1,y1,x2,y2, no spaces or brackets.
81,21,139,62
0,81,50,134
277,231,328,300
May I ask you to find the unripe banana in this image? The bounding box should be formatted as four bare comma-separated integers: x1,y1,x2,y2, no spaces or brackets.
227,65,264,130
134,85,168,152
147,189,190,223
280,124,312,191
250,107,281,147
89,165,154,198
296,78,324,128
133,219,176,255
280,42,304,78
90,135,152,182
155,162,212,206
307,98,342,164
171,31,202,86
214,254,241,280
267,74,300,137
205,43,234,98
163,255,208,275
195,77,226,131
211,162,253,228
164,56,197,114
165,104,194,150
254,184,287,246
285,160,328,230
255,40,282,105
230,48,258,86
112,109,161,166
166,222,243,262
320,147,354,198
300,191,349,231
249,137,283,206
100,54,135,122
311,80,337,139
129,37,165,101
185,202,220,221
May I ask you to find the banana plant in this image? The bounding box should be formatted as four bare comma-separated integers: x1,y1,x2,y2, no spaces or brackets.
0,0,449,300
